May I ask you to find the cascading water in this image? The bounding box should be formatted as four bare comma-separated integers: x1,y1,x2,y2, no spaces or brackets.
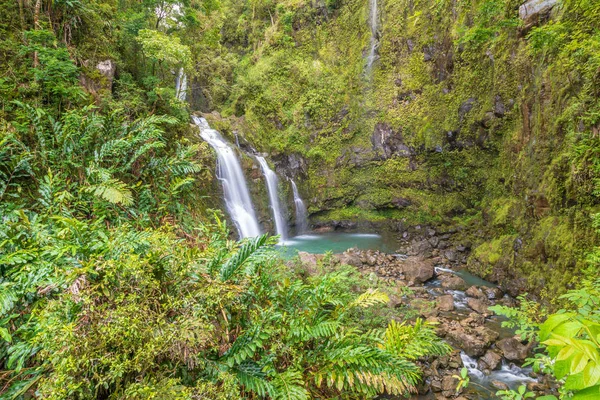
175,67,187,101
256,156,288,241
290,179,309,234
192,116,261,238
366,0,380,75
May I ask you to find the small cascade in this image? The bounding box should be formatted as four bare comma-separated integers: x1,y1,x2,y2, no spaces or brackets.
175,67,187,101
256,156,288,241
192,116,261,238
290,179,309,234
366,0,380,75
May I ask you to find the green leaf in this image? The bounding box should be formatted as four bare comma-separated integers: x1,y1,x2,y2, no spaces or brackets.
540,313,575,341
583,362,600,388
572,385,600,400
0,327,12,343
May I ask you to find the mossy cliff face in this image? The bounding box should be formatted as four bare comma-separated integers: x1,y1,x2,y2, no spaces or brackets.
197,0,600,300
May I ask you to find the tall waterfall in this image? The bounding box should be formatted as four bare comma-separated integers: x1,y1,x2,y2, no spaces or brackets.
175,67,187,101
290,180,308,234
256,156,288,241
366,0,379,75
192,116,261,238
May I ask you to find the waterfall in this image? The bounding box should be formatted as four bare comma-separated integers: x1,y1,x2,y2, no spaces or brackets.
192,116,261,238
366,0,379,75
175,67,187,101
256,156,288,241
290,180,309,234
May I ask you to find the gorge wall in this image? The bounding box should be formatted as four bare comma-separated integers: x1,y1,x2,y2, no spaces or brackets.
199,0,600,301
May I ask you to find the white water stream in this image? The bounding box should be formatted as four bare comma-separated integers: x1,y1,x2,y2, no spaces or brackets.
193,116,261,238
256,156,288,241
290,179,308,234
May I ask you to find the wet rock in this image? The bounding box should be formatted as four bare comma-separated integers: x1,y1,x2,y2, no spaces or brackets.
446,322,497,357
97,60,116,87
527,381,549,392
465,286,486,299
479,349,502,371
456,244,468,252
371,123,410,159
298,252,320,269
440,275,467,291
494,95,506,117
402,257,435,284
483,286,504,300
410,239,433,256
335,251,362,267
519,0,558,30
444,249,458,262
441,375,460,397
497,337,529,361
437,294,455,312
491,380,510,391
459,97,476,122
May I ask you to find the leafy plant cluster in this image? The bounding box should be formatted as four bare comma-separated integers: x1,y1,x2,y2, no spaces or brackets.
493,278,600,399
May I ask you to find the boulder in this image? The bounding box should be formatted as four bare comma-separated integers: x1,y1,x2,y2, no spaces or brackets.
497,337,529,361
479,349,502,371
466,297,491,314
440,275,467,291
437,294,455,312
446,325,494,357
491,380,509,391
465,286,486,299
402,257,435,284
483,286,504,300
336,251,362,267
519,0,558,30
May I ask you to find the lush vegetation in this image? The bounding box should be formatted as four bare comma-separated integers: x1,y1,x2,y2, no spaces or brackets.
2,0,600,398
0,0,454,398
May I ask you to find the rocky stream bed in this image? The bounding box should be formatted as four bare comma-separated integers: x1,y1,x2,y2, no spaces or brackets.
294,233,558,399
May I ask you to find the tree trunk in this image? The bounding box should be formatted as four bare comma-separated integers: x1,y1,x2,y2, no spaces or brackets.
33,0,41,67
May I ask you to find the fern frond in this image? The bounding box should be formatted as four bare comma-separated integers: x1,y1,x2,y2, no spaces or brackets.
224,324,269,367
83,179,133,206
272,369,309,400
234,360,274,398
350,289,389,308
384,318,451,360
219,234,270,281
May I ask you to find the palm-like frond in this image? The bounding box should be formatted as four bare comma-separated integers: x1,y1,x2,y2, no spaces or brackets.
384,318,451,360
219,234,270,281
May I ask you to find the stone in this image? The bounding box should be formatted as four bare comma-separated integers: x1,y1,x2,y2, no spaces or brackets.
437,294,455,312
444,249,458,262
467,297,491,314
497,337,529,361
371,123,410,159
401,257,435,284
483,286,504,300
336,251,362,267
494,95,506,117
465,286,486,299
410,298,438,318
519,0,558,30
441,375,458,393
479,350,502,371
440,275,467,291
446,321,498,357
491,380,509,391
459,97,476,122
298,252,318,266
97,60,116,86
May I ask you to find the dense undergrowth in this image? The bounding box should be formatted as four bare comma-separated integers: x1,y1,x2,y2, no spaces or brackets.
0,0,453,398
2,0,600,398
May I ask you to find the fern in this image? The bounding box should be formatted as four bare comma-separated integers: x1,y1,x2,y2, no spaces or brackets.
219,234,270,281
384,319,451,360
